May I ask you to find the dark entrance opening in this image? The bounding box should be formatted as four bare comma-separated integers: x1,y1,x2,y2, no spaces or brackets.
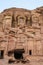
14,49,25,59
29,50,32,55
0,50,4,59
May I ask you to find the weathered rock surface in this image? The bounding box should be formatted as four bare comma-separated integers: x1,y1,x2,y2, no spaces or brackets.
0,6,43,64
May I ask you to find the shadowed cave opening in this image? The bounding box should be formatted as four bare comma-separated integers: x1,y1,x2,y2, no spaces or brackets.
8,49,25,63
14,49,25,59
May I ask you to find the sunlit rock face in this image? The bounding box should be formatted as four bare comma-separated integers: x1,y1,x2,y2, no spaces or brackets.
0,7,43,62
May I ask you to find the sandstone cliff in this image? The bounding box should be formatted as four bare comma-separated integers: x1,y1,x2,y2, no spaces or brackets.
0,6,43,55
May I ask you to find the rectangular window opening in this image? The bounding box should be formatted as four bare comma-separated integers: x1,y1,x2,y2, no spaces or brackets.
29,50,32,55
0,50,4,59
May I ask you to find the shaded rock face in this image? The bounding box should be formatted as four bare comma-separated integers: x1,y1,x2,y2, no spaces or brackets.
0,7,43,60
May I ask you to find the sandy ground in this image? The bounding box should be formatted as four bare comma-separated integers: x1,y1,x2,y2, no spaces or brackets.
0,56,43,65
0,60,43,65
